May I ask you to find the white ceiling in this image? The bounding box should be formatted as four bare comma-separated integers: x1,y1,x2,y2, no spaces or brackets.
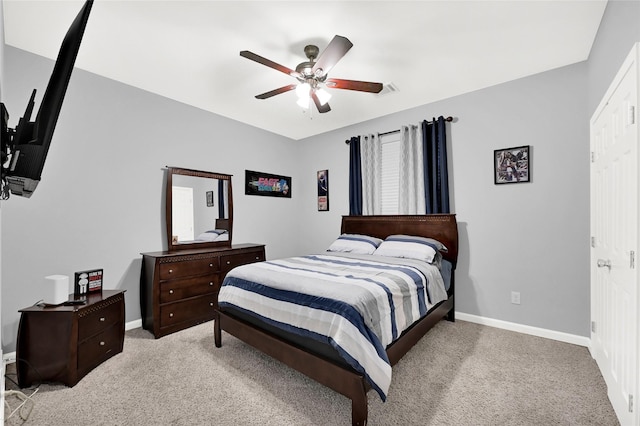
3,0,607,140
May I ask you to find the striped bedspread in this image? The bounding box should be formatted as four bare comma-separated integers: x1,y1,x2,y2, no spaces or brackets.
218,252,448,400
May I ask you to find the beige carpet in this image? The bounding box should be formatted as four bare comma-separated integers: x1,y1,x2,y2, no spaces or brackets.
4,319,619,425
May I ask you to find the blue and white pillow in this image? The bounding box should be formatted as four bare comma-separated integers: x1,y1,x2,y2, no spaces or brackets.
327,234,383,255
373,235,447,263
196,229,228,242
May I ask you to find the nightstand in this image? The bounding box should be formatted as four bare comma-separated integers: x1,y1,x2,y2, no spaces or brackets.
16,289,126,387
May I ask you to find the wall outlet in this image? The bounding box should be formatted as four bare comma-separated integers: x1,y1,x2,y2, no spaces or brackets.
511,291,521,305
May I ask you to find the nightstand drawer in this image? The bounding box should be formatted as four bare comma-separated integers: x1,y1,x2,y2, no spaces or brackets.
77,324,122,376
160,276,218,303
159,257,219,280
159,294,216,328
78,297,122,342
221,250,265,273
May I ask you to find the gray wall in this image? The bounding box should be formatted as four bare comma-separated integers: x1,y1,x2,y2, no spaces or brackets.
296,62,590,336
2,0,639,353
1,46,303,353
294,0,640,338
587,0,640,115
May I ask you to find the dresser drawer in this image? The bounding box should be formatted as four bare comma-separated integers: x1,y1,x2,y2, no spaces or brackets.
78,297,123,342
77,324,122,376
220,250,265,273
160,276,218,303
159,294,216,328
159,257,219,280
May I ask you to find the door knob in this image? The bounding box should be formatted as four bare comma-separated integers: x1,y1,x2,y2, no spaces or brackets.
597,259,611,268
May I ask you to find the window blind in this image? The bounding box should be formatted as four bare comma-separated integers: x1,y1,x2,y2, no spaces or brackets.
380,136,400,214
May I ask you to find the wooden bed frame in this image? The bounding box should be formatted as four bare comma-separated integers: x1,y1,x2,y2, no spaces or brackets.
214,214,458,425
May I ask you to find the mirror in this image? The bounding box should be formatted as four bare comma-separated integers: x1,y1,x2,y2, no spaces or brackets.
166,167,233,251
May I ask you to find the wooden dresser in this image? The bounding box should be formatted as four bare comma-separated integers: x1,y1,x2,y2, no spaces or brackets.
140,243,265,338
16,290,126,388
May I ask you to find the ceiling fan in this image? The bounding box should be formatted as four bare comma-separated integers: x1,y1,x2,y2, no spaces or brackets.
240,35,383,113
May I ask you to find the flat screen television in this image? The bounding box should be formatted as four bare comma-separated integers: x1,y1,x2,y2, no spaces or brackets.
1,0,93,198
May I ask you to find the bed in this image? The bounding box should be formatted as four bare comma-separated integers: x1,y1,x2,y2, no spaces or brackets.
195,229,229,242
214,214,458,425
194,218,231,242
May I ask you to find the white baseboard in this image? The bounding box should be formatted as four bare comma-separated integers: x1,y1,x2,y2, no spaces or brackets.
2,351,16,365
125,319,142,331
456,312,591,347
3,319,144,366
2,315,590,366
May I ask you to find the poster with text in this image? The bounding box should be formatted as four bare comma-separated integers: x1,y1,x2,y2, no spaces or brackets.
245,170,291,198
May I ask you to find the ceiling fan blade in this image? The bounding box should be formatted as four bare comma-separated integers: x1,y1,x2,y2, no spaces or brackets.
255,84,298,99
311,91,331,113
312,35,353,77
325,78,383,93
240,51,300,78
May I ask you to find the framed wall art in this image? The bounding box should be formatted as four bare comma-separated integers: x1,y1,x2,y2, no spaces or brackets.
245,170,291,198
206,191,214,207
494,145,530,184
317,170,329,211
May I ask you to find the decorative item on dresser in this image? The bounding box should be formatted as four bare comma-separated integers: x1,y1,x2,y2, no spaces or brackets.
16,290,126,388
140,166,266,338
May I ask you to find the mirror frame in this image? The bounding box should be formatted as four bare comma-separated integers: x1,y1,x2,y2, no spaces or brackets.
166,166,233,252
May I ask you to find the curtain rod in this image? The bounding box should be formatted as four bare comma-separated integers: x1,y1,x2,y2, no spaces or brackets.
345,116,454,144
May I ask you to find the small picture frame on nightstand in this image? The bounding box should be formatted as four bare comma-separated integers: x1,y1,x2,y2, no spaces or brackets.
74,268,103,295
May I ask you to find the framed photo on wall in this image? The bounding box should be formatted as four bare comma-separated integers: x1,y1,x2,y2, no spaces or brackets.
245,170,291,198
206,191,214,207
494,145,530,184
317,170,329,211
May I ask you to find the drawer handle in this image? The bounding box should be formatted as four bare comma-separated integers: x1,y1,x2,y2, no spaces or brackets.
209,263,213,267
169,269,173,274
255,256,260,260
209,303,214,307
169,313,174,317
169,290,174,294
209,282,213,286
226,261,231,265
100,341,105,346
99,317,105,322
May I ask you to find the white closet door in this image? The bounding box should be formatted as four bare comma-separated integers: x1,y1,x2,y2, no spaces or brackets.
172,186,194,242
590,43,639,426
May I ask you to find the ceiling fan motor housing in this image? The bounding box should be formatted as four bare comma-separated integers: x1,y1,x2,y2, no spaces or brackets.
296,45,326,81
304,44,319,61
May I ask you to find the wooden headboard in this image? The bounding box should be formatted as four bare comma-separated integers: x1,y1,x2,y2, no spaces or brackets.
341,214,458,267
215,218,230,231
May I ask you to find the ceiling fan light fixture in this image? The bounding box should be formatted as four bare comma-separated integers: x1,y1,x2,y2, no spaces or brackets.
296,82,311,99
315,87,331,106
297,96,310,109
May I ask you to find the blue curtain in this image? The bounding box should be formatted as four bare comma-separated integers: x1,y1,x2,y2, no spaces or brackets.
218,179,225,218
422,116,450,213
348,136,362,215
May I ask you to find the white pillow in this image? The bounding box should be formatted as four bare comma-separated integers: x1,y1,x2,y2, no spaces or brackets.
373,235,447,263
327,234,383,255
196,229,228,242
